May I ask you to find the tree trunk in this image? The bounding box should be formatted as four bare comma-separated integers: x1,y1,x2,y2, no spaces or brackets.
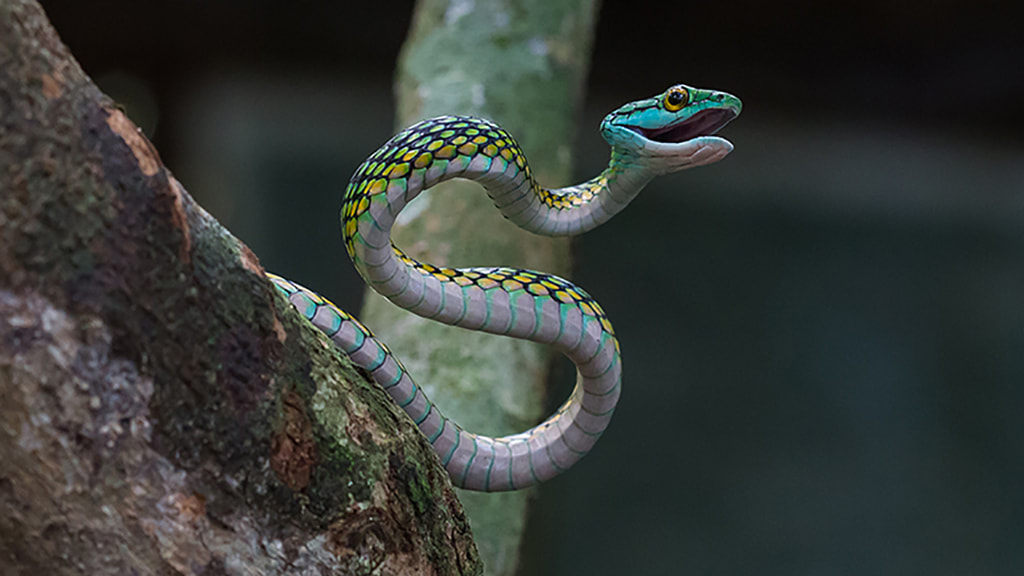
0,1,481,574
361,1,599,573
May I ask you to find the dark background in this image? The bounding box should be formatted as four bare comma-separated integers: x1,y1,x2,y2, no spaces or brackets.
40,1,1024,574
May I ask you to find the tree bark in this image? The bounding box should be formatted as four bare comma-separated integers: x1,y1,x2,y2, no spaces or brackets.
361,1,599,574
0,1,481,574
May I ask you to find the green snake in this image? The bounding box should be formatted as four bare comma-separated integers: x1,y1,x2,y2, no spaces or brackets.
268,84,741,492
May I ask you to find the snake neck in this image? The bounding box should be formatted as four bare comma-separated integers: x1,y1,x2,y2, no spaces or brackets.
521,147,655,236
342,115,656,261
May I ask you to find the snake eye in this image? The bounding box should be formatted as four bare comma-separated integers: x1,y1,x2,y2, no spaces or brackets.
663,87,689,112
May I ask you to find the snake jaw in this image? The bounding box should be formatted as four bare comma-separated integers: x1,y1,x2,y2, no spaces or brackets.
628,107,739,144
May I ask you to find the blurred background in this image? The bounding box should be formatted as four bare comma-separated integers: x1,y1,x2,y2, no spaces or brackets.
40,1,1024,574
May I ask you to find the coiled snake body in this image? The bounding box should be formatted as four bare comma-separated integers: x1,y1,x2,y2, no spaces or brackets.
268,84,741,491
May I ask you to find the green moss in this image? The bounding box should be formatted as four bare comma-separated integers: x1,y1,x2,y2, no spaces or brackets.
267,292,382,516
404,458,436,518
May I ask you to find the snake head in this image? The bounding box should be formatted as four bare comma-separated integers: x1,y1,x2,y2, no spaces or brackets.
601,84,742,175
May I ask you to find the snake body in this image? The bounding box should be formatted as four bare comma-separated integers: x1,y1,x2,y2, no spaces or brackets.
269,84,741,491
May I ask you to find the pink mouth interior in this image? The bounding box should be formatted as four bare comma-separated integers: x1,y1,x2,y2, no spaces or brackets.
631,108,737,143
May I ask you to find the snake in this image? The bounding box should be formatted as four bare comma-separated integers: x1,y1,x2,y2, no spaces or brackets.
267,84,741,492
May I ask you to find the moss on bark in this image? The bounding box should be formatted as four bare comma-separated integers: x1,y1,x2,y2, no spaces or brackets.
0,1,481,573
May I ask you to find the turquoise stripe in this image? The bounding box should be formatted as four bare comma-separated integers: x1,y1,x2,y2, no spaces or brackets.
366,345,388,372
578,394,618,416
430,158,449,179
587,376,621,397
484,447,496,491
570,419,604,437
545,441,567,472
442,430,461,467
381,264,413,299
506,290,518,335
397,383,418,407
528,294,544,340
427,420,445,443
407,274,428,309
500,184,528,208
450,284,469,325
388,175,407,197
527,442,539,486
294,292,318,320
459,437,479,486
560,433,587,456
342,326,366,355
586,352,621,381
557,302,570,341
322,308,343,336
424,275,447,320
480,288,494,330
364,255,401,283
269,277,298,295
414,404,432,425
506,447,515,489
380,366,403,389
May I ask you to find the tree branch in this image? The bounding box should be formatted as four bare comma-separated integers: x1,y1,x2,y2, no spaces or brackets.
0,1,481,574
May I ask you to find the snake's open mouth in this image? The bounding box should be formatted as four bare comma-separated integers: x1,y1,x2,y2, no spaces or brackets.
630,108,738,143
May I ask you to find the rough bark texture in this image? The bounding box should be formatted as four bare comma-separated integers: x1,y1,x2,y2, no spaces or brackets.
0,2,481,574
360,1,599,573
